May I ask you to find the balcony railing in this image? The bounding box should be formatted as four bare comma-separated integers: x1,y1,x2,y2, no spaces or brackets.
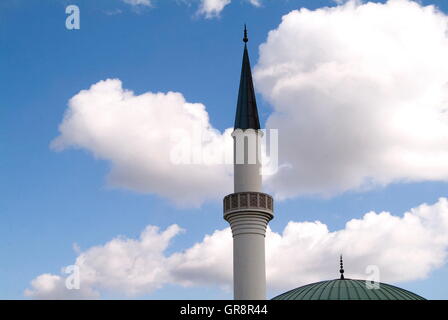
223,192,274,216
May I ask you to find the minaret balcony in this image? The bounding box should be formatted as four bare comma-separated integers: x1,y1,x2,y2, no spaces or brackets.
223,192,274,218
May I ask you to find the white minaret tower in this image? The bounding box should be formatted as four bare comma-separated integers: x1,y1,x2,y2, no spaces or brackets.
223,26,274,300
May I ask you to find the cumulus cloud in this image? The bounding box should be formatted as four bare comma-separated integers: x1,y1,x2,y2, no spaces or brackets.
196,0,261,18
51,79,233,206
25,198,448,299
267,197,448,290
197,0,231,18
24,274,100,299
54,0,448,207
254,0,448,199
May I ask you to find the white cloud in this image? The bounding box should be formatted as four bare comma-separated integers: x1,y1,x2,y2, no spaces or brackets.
122,0,152,7
267,197,448,290
197,0,231,18
73,224,185,296
55,0,448,207
25,198,448,299
196,0,261,18
51,79,233,207
24,274,100,300
169,227,233,288
254,0,448,200
25,225,185,299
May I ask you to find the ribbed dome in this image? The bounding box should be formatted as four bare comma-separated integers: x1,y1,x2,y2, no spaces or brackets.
272,279,425,300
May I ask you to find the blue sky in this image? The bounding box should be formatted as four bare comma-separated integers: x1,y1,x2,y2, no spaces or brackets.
2,0,448,299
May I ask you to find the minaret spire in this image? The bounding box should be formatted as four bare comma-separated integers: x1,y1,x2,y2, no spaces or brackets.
339,255,345,280
243,24,248,43
234,25,260,130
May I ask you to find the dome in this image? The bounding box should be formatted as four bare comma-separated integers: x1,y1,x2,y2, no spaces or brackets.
272,279,425,300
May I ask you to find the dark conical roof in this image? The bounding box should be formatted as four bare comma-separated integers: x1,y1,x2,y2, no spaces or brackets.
271,279,425,300
234,27,260,130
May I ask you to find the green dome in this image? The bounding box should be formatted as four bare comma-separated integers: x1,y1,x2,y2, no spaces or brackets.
272,279,425,300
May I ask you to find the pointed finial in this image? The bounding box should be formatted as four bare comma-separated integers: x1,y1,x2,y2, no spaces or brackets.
243,24,248,43
339,255,345,280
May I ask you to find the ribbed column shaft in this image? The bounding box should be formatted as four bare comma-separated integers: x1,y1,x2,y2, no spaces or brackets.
225,212,272,300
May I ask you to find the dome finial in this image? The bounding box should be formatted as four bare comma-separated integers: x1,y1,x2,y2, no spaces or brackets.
339,255,345,280
243,24,248,43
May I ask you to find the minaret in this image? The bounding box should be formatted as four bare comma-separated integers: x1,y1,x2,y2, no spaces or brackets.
223,25,274,300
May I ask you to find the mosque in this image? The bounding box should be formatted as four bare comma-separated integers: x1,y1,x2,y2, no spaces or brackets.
223,26,425,301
